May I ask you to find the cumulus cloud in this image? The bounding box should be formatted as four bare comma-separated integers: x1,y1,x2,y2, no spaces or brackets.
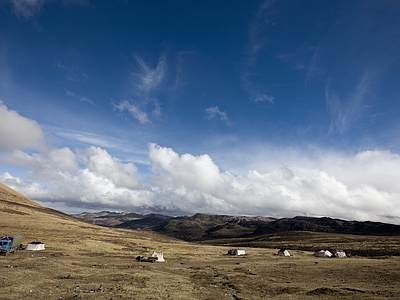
1,145,147,210
0,101,44,151
1,140,400,224
145,145,400,222
77,146,143,189
205,106,232,126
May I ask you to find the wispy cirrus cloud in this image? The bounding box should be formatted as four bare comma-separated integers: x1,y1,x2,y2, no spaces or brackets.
53,61,89,83
8,0,92,19
240,0,275,104
326,71,373,134
147,97,161,119
133,54,166,93
240,72,274,104
114,55,166,124
205,106,232,126
65,90,95,106
61,0,92,7
53,61,78,71
113,100,150,124
252,94,274,103
247,0,275,63
276,45,325,87
9,0,45,18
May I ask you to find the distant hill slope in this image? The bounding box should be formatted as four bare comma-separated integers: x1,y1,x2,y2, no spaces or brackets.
75,210,400,241
0,183,101,239
154,213,275,240
253,216,400,235
0,182,42,208
116,213,174,230
74,211,146,226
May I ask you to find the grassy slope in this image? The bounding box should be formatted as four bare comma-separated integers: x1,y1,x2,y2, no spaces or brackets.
1,183,400,299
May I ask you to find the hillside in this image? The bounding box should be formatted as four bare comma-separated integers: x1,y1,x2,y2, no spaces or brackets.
0,182,99,238
75,210,400,242
2,183,400,299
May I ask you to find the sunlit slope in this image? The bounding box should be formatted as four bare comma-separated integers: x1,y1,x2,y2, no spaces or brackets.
0,182,184,252
0,182,111,239
0,182,42,208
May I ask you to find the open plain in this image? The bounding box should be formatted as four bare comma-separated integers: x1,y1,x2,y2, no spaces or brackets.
1,183,400,300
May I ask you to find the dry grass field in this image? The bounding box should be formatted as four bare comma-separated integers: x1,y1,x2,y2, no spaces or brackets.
1,183,400,299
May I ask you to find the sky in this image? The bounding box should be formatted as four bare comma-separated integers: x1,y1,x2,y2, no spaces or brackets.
1,0,400,224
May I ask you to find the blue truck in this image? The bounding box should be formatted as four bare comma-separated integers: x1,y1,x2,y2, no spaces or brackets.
0,235,23,256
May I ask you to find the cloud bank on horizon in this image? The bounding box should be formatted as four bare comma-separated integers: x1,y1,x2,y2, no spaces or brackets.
1,0,400,224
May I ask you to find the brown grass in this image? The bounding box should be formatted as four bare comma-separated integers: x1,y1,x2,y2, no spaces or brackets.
1,183,400,299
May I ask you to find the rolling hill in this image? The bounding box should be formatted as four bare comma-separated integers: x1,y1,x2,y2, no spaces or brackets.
2,182,400,299
75,210,400,242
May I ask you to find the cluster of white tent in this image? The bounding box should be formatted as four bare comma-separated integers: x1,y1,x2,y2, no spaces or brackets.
140,248,347,262
315,249,347,258
276,248,347,258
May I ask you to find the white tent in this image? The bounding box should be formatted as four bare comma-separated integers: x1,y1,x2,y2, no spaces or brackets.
278,249,291,256
227,249,246,256
26,241,45,251
315,250,332,257
151,251,165,262
334,250,347,258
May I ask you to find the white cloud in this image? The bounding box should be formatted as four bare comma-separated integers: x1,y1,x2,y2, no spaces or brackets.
205,106,232,126
252,94,274,103
248,1,274,59
1,145,148,210
326,71,373,134
133,55,166,92
65,90,95,105
240,1,278,105
9,0,45,18
0,101,44,151
147,144,400,223
9,0,92,18
77,146,143,190
113,100,150,124
113,55,165,124
1,137,400,224
147,97,161,119
62,0,92,7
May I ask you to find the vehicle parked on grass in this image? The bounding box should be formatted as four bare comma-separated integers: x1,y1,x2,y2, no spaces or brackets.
0,235,23,255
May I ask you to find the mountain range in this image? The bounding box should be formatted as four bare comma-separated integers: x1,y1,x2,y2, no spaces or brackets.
74,211,400,241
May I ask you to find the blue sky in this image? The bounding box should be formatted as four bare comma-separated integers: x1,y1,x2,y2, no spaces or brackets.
1,0,400,224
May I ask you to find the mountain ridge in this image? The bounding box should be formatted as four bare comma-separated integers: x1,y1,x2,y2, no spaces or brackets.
74,210,400,241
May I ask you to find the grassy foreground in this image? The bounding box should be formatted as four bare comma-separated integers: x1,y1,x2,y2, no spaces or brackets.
1,183,400,299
